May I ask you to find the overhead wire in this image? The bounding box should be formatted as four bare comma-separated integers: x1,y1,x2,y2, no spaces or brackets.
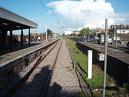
38,0,65,33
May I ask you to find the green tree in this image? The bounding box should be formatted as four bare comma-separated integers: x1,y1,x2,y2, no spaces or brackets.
108,31,114,38
79,28,90,36
91,31,96,36
47,29,53,36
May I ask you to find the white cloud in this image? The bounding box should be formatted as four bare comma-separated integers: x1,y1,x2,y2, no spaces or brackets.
48,10,53,14
64,30,73,35
47,0,128,30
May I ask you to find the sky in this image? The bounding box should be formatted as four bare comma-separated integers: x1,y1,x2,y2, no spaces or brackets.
0,0,129,34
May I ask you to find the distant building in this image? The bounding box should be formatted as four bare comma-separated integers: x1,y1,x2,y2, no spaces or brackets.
31,33,39,41
39,33,46,40
73,31,80,35
110,25,129,41
52,33,59,39
15,35,27,42
110,25,129,34
15,32,46,42
64,31,73,35
96,28,110,34
31,32,48,41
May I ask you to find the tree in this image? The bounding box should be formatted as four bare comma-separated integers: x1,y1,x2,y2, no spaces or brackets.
47,29,53,36
108,32,114,38
79,28,90,36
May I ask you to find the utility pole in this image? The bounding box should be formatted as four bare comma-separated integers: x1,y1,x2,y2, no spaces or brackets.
46,30,48,41
114,25,117,48
103,18,108,97
120,24,122,43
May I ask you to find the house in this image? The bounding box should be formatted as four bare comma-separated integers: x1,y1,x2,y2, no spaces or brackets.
96,28,110,34
110,25,129,34
110,25,129,41
64,31,73,35
73,31,80,35
52,33,59,39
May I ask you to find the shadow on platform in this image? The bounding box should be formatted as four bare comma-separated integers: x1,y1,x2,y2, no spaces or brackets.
0,63,83,97
0,42,41,56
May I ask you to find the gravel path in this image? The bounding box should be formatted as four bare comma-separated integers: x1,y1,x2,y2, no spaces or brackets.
46,40,81,97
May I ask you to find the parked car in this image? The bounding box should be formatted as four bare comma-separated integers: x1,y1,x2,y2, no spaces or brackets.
113,36,121,42
98,34,112,44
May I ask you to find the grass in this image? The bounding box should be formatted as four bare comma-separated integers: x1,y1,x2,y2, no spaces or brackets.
66,39,87,70
66,39,116,97
66,39,104,87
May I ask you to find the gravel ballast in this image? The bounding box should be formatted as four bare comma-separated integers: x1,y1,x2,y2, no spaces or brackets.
46,40,81,97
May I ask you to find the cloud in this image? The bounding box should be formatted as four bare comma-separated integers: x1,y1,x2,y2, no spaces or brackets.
47,0,128,30
48,10,53,14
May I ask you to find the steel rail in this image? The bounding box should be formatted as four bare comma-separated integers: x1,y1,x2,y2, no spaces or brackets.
5,40,60,97
41,40,63,97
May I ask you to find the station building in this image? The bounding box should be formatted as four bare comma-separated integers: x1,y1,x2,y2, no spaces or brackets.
0,7,37,50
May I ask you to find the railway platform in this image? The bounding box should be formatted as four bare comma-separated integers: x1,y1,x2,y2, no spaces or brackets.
0,39,57,65
78,42,129,65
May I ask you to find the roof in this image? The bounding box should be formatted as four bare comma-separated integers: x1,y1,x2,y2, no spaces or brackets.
0,7,37,31
96,28,110,33
110,25,129,30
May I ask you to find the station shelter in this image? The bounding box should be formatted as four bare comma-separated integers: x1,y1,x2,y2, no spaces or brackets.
0,7,37,50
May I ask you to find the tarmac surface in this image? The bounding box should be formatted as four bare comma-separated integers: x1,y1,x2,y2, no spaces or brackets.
0,40,56,65
79,42,129,65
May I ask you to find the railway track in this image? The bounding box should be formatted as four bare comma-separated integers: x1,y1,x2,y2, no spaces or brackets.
46,40,82,97
4,40,62,97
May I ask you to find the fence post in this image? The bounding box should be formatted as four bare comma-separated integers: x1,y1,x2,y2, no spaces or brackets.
87,50,92,79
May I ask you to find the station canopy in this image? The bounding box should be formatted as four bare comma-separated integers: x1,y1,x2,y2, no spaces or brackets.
0,7,37,31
